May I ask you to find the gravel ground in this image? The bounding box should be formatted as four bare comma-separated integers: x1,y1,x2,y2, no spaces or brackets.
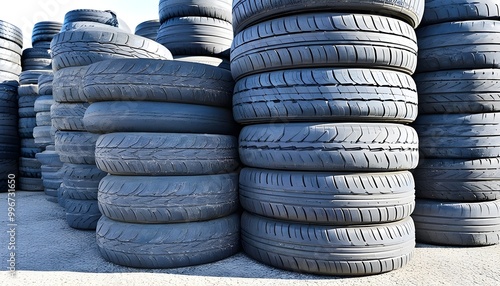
1,191,499,286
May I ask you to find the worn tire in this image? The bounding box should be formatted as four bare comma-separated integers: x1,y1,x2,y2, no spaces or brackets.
34,96,54,113
96,213,240,268
231,13,418,80
413,113,500,159
412,199,500,246
95,132,239,176
414,158,500,201
134,20,159,41
52,66,87,103
37,74,54,95
240,168,415,224
234,68,418,124
65,198,101,230
83,101,236,135
81,59,234,107
422,0,500,26
55,131,100,164
98,173,239,223
239,123,419,171
242,212,415,276
51,102,88,131
60,163,107,201
159,0,232,23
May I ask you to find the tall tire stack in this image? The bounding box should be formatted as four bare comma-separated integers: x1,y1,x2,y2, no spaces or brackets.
50,9,174,230
157,0,233,69
0,20,22,191
78,57,241,268
411,0,500,246
231,0,424,276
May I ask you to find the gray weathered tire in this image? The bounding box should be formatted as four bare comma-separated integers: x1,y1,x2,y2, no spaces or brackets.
95,132,239,176
55,131,99,164
65,198,101,230
239,123,419,171
98,173,239,223
412,199,500,246
96,213,240,268
240,168,415,224
51,102,88,131
242,212,415,276
422,0,500,26
159,0,232,23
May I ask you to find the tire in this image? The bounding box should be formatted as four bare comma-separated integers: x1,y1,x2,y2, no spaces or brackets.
0,20,23,49
34,96,54,113
65,198,101,230
174,56,230,70
35,112,51,126
36,149,62,167
63,9,120,27
231,13,418,80
159,0,232,23
0,45,21,65
20,138,44,158
31,21,62,48
50,29,173,71
240,168,415,224
98,173,239,223
37,74,54,95
19,70,52,85
60,21,122,32
60,163,107,201
51,102,88,131
19,157,42,177
414,158,500,201
417,20,500,73
241,212,415,276
53,66,87,103
17,84,38,96
232,0,424,33
412,199,500,246
95,132,239,176
83,101,236,135
96,213,240,268
134,20,160,41
33,126,52,145
18,177,44,191
422,0,500,26
55,131,100,164
413,113,500,159
81,58,234,107
21,48,52,71
239,123,419,171
19,117,36,138
156,17,232,58
415,69,500,114
233,68,418,124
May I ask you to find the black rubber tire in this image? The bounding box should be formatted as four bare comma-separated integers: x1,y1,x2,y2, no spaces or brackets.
19,70,52,85
37,74,54,95
0,20,23,49
156,17,232,58
63,9,120,27
95,132,239,176
21,48,52,71
174,56,230,70
33,126,52,145
60,163,107,201
31,21,62,48
34,96,54,113
241,212,415,276
96,213,240,268
51,102,88,131
19,117,36,138
134,20,160,41
422,0,500,26
18,177,44,191
50,29,173,71
239,123,419,172
233,68,418,124
417,20,500,73
0,112,17,127
54,131,100,164
36,149,63,167
35,112,51,126
52,66,87,103
65,198,101,230
412,199,500,246
81,58,234,107
159,0,232,23
414,158,500,201
83,101,236,135
17,84,38,96
413,113,500,159
231,13,418,81
415,69,500,114
240,168,415,224
19,157,42,177
232,0,424,33
98,173,239,223
20,138,44,158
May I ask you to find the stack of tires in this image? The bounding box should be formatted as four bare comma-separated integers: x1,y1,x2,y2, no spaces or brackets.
412,0,500,246
157,0,232,69
0,20,22,190
134,20,160,41
50,9,172,230
80,57,241,268
231,0,424,275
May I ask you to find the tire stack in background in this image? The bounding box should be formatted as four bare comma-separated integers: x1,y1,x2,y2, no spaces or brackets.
157,0,232,69
84,0,240,269
0,20,22,191
231,0,424,275
134,20,160,41
50,8,172,230
411,0,500,246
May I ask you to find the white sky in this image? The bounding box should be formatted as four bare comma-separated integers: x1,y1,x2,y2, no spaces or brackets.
0,0,160,48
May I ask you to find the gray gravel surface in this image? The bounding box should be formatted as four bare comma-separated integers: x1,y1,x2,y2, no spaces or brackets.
1,191,499,285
